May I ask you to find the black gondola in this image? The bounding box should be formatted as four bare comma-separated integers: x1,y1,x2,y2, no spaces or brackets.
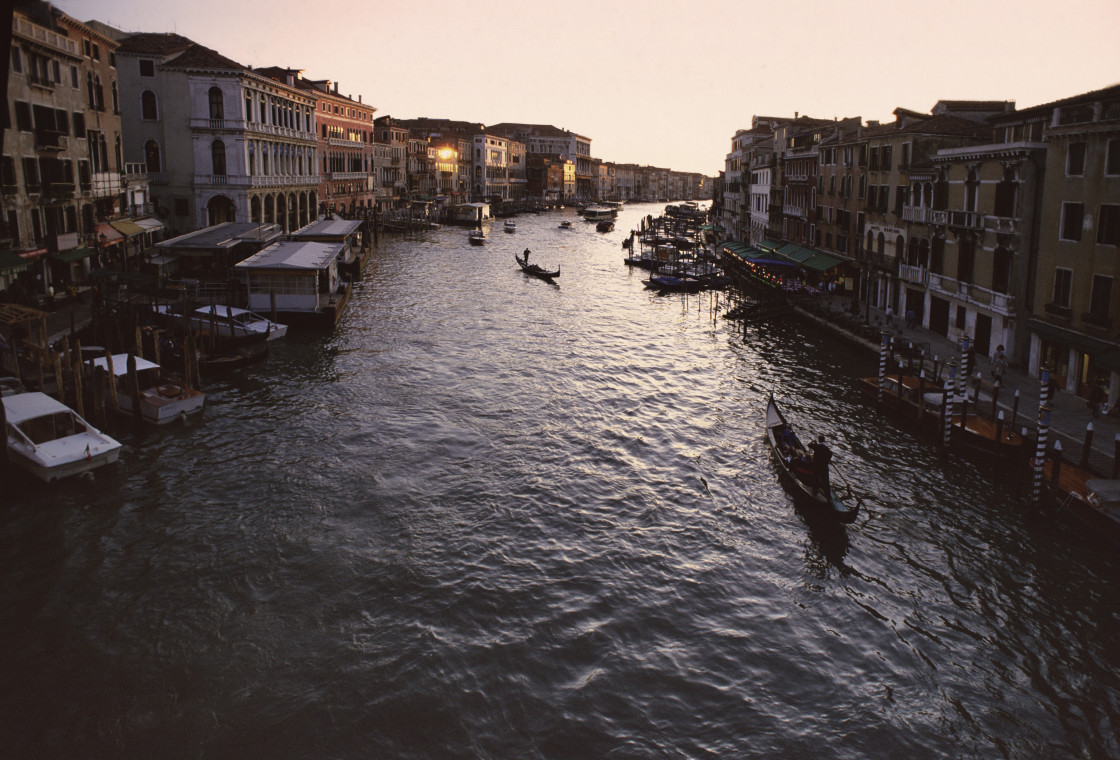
765,393,859,523
515,254,559,280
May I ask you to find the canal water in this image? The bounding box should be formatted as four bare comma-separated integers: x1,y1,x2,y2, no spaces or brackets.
3,203,1118,759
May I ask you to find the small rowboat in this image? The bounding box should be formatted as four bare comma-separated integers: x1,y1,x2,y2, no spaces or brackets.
765,393,859,523
515,253,559,281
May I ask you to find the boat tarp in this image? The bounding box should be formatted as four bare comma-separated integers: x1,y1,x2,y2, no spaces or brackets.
87,353,162,376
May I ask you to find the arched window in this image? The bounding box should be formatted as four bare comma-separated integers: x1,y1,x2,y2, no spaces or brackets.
208,86,224,120
895,235,905,260
141,90,158,120
877,232,886,255
144,140,161,172
211,139,226,176
866,229,874,252
111,80,119,114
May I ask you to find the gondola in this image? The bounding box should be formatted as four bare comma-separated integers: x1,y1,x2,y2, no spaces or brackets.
765,393,860,523
515,253,559,280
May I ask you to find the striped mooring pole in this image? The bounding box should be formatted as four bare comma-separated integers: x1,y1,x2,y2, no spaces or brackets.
1031,366,1054,504
877,331,891,404
943,359,958,448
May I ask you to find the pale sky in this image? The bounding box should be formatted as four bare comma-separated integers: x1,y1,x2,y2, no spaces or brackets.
55,0,1120,176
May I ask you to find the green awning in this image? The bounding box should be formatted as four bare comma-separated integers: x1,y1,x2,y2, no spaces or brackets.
0,251,35,274
51,247,93,263
110,220,145,237
799,252,845,272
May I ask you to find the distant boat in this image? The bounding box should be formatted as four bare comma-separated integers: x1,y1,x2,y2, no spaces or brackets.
596,220,615,232
468,230,487,246
582,206,615,221
2,391,122,481
559,220,573,229
504,221,517,233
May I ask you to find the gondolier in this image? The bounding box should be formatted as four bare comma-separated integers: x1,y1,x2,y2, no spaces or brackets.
523,248,530,263
808,435,832,493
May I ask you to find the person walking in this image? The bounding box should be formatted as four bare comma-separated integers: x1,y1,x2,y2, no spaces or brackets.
992,345,1008,384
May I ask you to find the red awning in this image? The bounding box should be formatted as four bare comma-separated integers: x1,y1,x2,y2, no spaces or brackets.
97,223,124,244
18,247,48,260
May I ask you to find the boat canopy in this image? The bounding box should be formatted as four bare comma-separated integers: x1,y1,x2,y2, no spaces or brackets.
87,354,162,376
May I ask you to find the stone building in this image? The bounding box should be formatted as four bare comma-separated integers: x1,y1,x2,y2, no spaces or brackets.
114,32,319,233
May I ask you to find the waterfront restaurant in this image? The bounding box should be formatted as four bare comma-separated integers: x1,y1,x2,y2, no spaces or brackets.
234,239,349,326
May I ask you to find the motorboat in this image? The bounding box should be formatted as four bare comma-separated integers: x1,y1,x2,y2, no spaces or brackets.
468,230,487,246
597,220,615,232
504,221,517,233
582,206,615,222
2,392,122,482
559,220,573,230
86,353,205,425
154,304,287,342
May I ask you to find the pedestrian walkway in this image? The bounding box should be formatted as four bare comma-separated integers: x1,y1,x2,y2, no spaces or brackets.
801,296,1120,477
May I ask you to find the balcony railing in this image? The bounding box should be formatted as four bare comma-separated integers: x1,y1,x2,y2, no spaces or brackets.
248,174,319,188
902,205,937,224
899,264,928,285
928,274,1017,317
948,210,984,230
1044,302,1072,319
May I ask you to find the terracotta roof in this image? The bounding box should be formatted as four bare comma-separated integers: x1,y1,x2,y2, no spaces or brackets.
116,32,194,56
117,32,243,71
1000,83,1120,119
162,43,243,71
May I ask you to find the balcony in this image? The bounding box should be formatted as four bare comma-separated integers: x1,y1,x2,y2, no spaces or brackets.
899,264,928,285
782,204,807,218
929,274,1017,317
248,174,319,188
948,210,984,230
989,216,1019,235
34,130,66,151
902,205,937,224
1044,302,1072,320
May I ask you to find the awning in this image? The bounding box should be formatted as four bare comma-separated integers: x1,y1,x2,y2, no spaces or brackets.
1027,317,1115,357
110,220,146,237
799,252,845,272
97,223,124,244
50,247,94,263
0,251,35,274
133,217,165,232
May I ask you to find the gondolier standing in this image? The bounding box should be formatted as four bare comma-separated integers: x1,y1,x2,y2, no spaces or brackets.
523,248,530,263
808,435,832,495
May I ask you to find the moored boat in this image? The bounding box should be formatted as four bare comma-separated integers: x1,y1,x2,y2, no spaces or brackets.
87,353,205,425
2,391,122,481
154,304,288,342
765,393,859,523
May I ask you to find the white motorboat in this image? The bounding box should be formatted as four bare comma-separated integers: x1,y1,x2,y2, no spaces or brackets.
155,304,288,342
86,353,205,425
468,230,487,245
504,221,517,233
3,392,122,482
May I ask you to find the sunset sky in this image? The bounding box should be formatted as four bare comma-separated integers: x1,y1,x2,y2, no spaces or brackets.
55,0,1120,176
